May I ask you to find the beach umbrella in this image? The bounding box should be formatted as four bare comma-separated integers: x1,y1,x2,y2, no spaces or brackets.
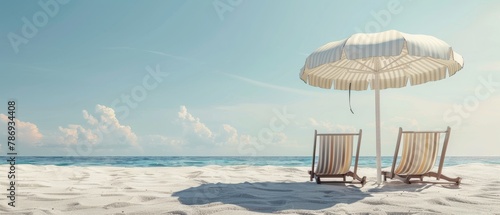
299,30,464,184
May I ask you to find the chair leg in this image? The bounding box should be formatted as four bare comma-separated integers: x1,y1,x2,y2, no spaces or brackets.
426,172,461,185
382,171,388,181
315,176,321,184
404,176,411,184
313,172,367,186
346,171,366,186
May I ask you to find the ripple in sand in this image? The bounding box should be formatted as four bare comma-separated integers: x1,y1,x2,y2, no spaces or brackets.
426,197,451,206
67,202,81,207
139,195,159,202
18,183,51,188
128,195,160,203
64,202,94,211
445,196,481,204
100,193,123,197
69,172,90,181
123,186,134,190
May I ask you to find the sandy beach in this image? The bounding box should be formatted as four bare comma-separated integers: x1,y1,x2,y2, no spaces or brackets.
1,164,499,214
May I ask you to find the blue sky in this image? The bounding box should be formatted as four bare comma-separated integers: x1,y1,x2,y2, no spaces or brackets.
0,0,499,156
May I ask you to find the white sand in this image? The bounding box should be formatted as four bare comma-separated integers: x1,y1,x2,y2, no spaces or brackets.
1,163,499,214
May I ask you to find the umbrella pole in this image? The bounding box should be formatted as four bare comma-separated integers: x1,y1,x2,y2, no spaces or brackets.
374,72,382,185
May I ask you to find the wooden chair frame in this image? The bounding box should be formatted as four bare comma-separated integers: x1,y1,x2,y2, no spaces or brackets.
382,126,461,185
308,129,366,185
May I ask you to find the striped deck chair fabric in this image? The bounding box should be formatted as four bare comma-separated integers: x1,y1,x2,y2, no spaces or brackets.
394,132,440,175
383,127,461,185
315,135,353,175
309,130,366,185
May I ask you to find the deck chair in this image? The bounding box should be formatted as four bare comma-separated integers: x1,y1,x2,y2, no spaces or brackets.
308,129,366,185
382,127,461,185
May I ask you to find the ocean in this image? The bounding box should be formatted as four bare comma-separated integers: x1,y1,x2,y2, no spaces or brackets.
2,156,499,167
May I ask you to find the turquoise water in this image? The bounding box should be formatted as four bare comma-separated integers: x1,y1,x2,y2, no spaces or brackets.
2,156,499,167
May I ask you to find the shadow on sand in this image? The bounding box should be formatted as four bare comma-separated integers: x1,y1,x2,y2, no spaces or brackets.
173,181,371,213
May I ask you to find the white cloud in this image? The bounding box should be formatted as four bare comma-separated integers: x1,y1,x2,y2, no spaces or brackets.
0,114,43,145
220,124,238,144
308,117,357,133
140,135,184,146
58,124,99,145
94,105,137,145
176,104,292,149
177,106,256,147
272,132,288,144
57,105,138,147
83,110,98,126
178,106,214,139
221,72,322,96
215,124,252,146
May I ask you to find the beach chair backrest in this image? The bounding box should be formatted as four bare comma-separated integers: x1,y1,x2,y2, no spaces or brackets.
312,130,362,175
392,127,451,176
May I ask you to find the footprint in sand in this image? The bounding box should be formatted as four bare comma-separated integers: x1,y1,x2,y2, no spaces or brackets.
167,211,188,215
186,171,203,179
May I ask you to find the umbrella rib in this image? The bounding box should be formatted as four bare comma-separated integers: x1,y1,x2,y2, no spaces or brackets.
351,60,376,72
380,57,426,73
427,57,450,69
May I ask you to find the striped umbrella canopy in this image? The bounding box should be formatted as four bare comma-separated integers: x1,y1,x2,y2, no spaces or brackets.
299,30,464,184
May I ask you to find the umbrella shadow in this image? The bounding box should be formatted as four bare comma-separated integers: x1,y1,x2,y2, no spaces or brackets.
367,181,433,193
172,181,372,213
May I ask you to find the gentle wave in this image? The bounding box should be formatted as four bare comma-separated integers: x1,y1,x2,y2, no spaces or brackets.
1,156,499,168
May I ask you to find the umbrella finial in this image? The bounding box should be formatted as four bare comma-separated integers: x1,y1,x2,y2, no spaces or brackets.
349,83,354,114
